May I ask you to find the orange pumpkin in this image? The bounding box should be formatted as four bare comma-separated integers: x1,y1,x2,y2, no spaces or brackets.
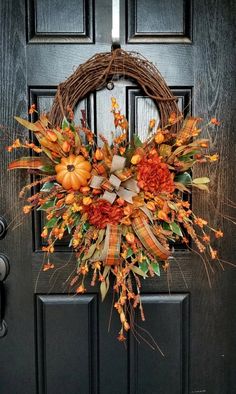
55,154,92,190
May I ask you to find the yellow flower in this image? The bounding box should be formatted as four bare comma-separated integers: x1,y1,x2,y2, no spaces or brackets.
149,119,156,129
131,154,142,165
154,132,164,144
126,232,135,244
72,203,82,212
23,205,32,214
65,193,75,204
146,201,156,211
83,197,92,206
206,154,219,162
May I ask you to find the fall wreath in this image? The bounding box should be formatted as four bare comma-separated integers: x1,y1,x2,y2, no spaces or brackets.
7,49,223,342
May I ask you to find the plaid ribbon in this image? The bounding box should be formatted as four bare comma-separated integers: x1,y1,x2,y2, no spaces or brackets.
104,224,121,266
132,216,170,260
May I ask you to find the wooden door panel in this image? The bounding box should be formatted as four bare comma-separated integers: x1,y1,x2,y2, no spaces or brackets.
1,0,235,393
130,294,189,394
127,0,192,43
27,0,94,43
37,295,97,394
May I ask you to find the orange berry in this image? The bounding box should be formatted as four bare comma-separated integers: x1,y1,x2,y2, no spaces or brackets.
65,193,75,204
131,154,142,165
94,149,104,161
62,140,71,153
83,197,92,206
155,132,164,144
46,130,57,142
126,232,135,244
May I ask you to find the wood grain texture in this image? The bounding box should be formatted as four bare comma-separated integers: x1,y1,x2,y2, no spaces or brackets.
129,294,189,394
0,0,236,392
27,0,94,43
37,295,98,394
127,0,192,43
191,0,236,393
0,1,36,393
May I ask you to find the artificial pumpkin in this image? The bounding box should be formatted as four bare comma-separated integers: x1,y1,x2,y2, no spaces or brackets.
55,154,92,190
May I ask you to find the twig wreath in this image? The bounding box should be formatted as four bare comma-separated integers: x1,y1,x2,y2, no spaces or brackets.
7,49,224,342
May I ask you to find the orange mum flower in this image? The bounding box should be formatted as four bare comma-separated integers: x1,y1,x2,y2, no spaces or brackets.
85,200,123,229
137,151,175,195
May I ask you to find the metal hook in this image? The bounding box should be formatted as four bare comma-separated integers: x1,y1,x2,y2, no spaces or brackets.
111,0,121,50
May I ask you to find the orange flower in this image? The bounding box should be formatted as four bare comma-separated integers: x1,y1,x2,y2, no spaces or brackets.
46,130,57,142
62,141,71,153
41,227,48,238
169,112,180,124
23,205,32,214
111,97,119,109
210,248,218,260
203,234,210,243
194,217,208,228
154,132,164,144
137,151,175,195
206,154,219,162
29,104,36,114
94,149,104,161
65,193,75,204
210,118,220,126
131,154,142,165
76,285,86,293
42,245,54,253
215,229,223,238
83,197,92,206
149,119,156,129
146,201,156,211
126,232,135,244
43,262,55,271
85,200,123,229
117,332,126,342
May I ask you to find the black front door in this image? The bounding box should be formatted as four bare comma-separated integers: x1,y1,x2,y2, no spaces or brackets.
0,0,236,393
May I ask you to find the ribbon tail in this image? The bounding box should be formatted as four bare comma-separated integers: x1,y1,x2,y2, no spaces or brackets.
132,216,170,260
100,225,121,266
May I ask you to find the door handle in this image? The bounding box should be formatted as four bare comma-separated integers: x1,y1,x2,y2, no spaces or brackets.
0,216,7,240
0,254,10,338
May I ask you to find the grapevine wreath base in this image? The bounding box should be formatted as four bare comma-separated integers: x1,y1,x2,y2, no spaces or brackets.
8,49,224,342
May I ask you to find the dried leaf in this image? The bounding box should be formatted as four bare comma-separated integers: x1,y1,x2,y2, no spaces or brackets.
192,177,210,184
14,116,41,132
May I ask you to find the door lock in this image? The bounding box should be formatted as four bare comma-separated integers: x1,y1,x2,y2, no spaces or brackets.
0,254,10,337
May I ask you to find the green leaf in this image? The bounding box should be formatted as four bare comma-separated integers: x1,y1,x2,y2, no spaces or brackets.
40,182,55,192
174,172,192,185
62,116,70,131
126,247,133,258
139,261,149,274
162,222,171,231
82,243,97,260
133,134,143,147
82,222,90,232
192,177,210,184
45,217,58,228
151,262,160,276
131,265,147,278
179,150,198,162
170,222,183,236
37,200,55,211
